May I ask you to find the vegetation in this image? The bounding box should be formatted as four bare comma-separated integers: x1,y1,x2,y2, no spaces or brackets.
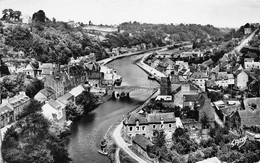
76,90,99,114
2,111,71,163
0,73,43,98
65,101,84,121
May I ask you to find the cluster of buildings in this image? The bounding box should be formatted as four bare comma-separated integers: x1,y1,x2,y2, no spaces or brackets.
105,43,149,57
123,36,260,152
0,53,123,130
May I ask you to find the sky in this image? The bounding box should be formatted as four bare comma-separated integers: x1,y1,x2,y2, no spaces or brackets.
0,0,259,28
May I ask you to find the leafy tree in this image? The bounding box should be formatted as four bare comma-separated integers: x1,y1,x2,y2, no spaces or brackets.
76,91,98,114
32,10,46,22
65,101,84,121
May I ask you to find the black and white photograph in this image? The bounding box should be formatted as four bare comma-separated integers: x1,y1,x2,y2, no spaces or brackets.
0,0,260,163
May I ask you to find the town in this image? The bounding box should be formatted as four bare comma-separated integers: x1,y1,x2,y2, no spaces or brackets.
0,2,260,163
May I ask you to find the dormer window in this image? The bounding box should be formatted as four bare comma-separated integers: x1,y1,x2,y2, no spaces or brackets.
135,120,140,126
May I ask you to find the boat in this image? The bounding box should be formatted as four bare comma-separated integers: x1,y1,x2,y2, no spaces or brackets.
114,76,122,86
98,139,108,155
148,74,156,80
98,149,108,155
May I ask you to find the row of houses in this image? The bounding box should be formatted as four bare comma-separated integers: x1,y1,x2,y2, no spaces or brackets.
0,92,30,128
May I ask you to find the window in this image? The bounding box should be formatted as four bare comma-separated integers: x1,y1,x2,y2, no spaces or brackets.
136,126,139,131
161,124,163,128
169,124,171,128
129,127,132,131
142,126,145,130
153,125,156,129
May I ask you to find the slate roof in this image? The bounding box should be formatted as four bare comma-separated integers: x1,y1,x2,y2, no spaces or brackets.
89,72,103,80
69,85,85,97
183,94,199,102
190,72,208,79
216,72,228,80
57,92,73,105
147,113,175,123
0,105,13,115
125,112,175,125
133,134,153,151
48,100,61,110
202,59,214,66
39,87,55,98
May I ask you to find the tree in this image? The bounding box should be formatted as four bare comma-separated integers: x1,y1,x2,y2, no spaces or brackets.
65,101,84,121
32,10,46,22
76,91,98,114
19,99,42,119
13,10,21,21
152,130,166,148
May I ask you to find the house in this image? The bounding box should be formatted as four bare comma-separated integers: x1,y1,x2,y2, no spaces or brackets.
8,92,30,121
0,104,14,128
57,92,74,106
197,157,221,163
42,99,65,121
123,112,176,140
239,97,260,127
38,63,58,77
227,74,235,85
88,72,104,87
244,58,260,70
183,94,199,110
23,63,39,78
202,59,214,67
235,70,249,90
34,87,56,103
165,64,174,76
244,27,252,35
161,58,174,67
112,48,120,56
215,72,228,87
174,83,200,107
69,84,85,104
190,72,208,91
160,77,171,95
43,74,65,99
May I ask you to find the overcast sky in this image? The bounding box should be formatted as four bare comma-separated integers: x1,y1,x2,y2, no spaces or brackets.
0,0,259,27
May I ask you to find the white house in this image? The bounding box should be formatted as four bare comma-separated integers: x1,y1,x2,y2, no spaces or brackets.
42,100,64,121
69,85,85,104
244,58,260,70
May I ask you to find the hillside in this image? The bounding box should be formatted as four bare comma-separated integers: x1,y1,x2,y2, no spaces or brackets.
0,10,227,65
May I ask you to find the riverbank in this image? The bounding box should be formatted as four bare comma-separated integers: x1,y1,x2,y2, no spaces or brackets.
97,47,164,66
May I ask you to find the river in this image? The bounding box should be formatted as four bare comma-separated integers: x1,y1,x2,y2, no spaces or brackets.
67,53,159,163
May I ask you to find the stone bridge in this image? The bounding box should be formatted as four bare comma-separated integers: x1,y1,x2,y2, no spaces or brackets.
111,86,158,98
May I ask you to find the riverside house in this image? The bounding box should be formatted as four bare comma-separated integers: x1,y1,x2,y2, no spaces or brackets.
123,112,176,141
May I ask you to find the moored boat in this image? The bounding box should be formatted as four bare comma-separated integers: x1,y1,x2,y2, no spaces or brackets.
148,74,156,80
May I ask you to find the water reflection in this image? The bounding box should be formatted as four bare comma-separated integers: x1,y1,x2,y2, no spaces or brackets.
68,54,159,163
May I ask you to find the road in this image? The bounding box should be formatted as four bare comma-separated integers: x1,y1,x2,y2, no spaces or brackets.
234,28,259,53
113,122,147,163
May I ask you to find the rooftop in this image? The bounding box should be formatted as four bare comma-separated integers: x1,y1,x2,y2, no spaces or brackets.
133,134,153,151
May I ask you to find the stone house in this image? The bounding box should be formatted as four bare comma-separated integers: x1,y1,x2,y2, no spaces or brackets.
23,63,39,78
34,87,56,103
151,58,160,69
0,104,14,128
173,83,200,108
8,92,30,120
244,58,260,70
69,85,85,105
88,72,104,87
123,112,176,141
215,72,228,88
190,72,208,91
44,74,65,99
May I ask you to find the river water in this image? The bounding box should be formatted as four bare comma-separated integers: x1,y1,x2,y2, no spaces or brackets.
67,53,159,163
